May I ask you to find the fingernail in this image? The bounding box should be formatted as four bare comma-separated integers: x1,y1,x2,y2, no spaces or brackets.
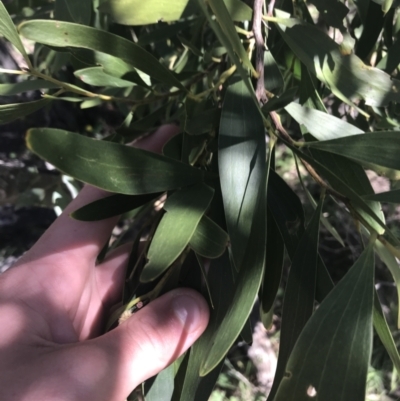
171,294,202,332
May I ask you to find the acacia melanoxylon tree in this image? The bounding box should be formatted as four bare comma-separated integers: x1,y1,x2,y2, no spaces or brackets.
1,0,400,399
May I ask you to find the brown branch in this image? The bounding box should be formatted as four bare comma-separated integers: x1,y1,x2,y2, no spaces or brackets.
252,0,267,105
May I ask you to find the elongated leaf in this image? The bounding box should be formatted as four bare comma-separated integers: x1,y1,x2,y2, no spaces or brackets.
74,67,136,88
99,0,197,25
26,128,204,194
308,0,349,29
144,364,175,401
306,131,400,171
208,0,256,75
141,183,214,282
71,49,150,87
376,38,400,74
19,20,183,89
264,50,284,91
224,0,252,21
200,182,266,375
285,103,363,140
278,22,400,107
274,245,375,401
189,215,229,258
71,193,161,221
261,210,285,312
0,80,60,96
0,98,51,125
178,253,233,401
0,1,29,59
364,189,400,203
267,196,323,401
219,77,266,270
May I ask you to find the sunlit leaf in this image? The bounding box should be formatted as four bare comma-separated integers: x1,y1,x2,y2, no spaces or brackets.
141,183,214,282
267,196,323,401
278,22,400,107
0,1,30,60
274,244,375,401
0,98,51,125
306,131,400,171
26,128,204,194
99,0,197,25
19,20,183,89
285,103,363,140
219,77,266,270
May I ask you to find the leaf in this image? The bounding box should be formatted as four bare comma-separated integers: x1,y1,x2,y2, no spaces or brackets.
144,364,175,401
285,103,364,141
376,38,400,74
267,196,323,401
26,128,204,194
70,193,161,221
99,0,198,25
261,87,298,114
0,98,51,125
264,50,284,92
141,183,214,282
364,189,400,203
177,253,233,401
219,77,267,270
189,215,229,258
0,1,30,60
274,244,375,401
207,0,256,75
278,22,400,107
306,131,400,172
200,181,266,375
74,67,136,88
223,0,252,21
0,80,60,96
261,210,285,313
18,20,183,89
71,49,151,87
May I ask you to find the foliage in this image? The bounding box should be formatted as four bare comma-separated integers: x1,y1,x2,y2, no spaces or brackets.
1,0,400,399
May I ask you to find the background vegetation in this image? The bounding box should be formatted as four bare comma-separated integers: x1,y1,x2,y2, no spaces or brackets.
1,0,400,400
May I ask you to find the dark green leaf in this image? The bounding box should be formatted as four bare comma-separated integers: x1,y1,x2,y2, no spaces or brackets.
74,67,136,88
26,128,204,194
261,211,285,313
219,77,266,270
19,20,183,89
267,196,323,401
274,245,375,401
376,38,400,74
306,131,400,172
70,193,161,221
278,23,400,107
264,50,284,92
261,87,298,114
189,215,228,258
308,0,349,29
99,0,198,25
200,183,266,375
0,80,60,96
144,364,175,401
0,1,30,59
0,98,51,125
223,0,252,21
364,189,400,203
141,183,214,282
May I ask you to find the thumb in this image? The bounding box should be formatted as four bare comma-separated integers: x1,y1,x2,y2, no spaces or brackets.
75,288,209,401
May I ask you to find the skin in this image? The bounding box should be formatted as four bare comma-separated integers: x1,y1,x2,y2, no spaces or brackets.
0,125,210,401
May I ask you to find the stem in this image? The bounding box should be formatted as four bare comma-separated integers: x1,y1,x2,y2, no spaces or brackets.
252,0,267,105
0,68,29,75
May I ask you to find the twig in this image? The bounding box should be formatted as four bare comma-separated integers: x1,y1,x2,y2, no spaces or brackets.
252,0,267,105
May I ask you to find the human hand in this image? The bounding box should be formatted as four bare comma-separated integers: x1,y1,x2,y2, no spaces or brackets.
0,125,210,401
